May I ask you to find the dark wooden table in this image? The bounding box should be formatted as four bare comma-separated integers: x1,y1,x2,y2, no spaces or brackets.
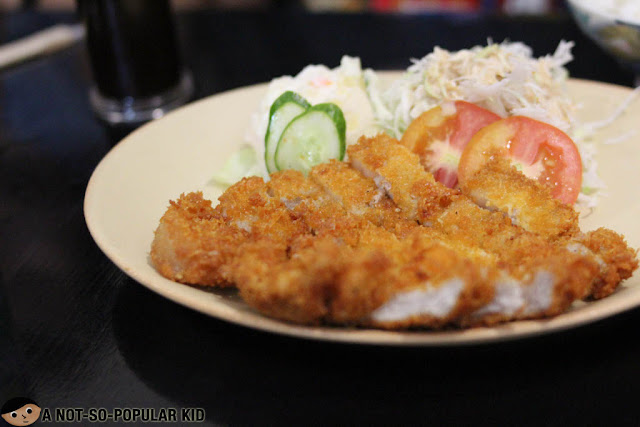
1,9,639,426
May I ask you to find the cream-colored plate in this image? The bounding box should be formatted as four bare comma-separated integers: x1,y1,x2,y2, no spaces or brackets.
84,75,640,346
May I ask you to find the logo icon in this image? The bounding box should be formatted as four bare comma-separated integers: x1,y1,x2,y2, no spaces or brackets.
1,398,41,426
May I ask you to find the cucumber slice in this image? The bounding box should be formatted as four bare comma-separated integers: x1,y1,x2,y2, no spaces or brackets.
274,103,346,175
265,91,311,173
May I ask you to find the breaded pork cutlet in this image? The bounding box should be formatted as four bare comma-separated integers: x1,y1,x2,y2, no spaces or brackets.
309,160,418,239
566,228,638,299
246,169,497,326
150,192,246,286
310,159,497,265
151,176,309,285
368,230,493,328
151,134,636,329
252,143,598,325
152,169,496,328
233,231,493,328
459,156,638,299
346,134,569,265
347,134,604,322
459,156,579,239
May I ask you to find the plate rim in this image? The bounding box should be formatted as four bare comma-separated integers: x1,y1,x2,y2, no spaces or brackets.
84,75,640,346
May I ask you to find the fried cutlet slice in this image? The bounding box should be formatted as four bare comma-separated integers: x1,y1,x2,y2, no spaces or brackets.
150,176,310,286
347,134,601,320
309,160,418,238
237,169,498,326
230,236,332,323
310,159,499,266
234,237,376,325
348,133,455,220
266,169,372,247
458,157,637,298
459,156,579,240
464,241,599,325
565,228,638,299
233,232,493,328
215,175,309,244
150,191,247,286
366,229,493,328
347,134,544,262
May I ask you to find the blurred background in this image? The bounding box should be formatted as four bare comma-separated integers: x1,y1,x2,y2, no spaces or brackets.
0,0,567,15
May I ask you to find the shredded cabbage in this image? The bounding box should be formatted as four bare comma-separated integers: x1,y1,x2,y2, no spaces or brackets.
376,40,578,137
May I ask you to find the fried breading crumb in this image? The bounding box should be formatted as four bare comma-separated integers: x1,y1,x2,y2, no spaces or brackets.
461,156,579,240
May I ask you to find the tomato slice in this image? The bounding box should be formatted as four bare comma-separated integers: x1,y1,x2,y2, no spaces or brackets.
400,101,501,188
457,116,583,205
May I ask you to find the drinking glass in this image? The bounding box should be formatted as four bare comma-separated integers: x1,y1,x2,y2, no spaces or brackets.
77,0,193,125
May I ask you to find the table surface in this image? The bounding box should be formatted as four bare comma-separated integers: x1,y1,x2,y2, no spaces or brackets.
2,9,640,426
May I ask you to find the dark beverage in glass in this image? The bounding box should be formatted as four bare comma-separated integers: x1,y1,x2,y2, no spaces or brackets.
77,0,193,124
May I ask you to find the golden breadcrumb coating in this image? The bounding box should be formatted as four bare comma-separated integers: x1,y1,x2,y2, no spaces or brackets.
574,228,639,299
310,160,418,238
347,135,547,265
347,134,607,319
232,237,334,324
460,156,579,239
151,176,309,286
454,152,636,299
349,133,449,220
150,133,637,330
150,192,246,286
226,169,496,327
233,233,494,327
216,176,309,244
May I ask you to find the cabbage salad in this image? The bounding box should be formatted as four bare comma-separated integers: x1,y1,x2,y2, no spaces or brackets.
212,41,630,209
367,40,606,208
